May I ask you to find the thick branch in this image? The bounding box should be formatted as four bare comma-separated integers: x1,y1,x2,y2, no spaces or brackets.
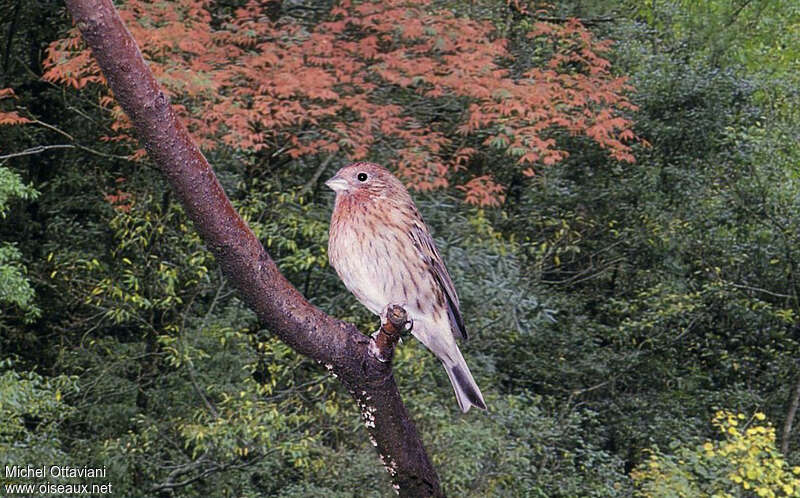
63,1,442,495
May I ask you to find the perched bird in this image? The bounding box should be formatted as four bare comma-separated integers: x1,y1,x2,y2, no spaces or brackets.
326,162,486,412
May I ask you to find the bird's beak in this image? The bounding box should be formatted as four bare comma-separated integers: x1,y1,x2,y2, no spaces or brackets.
325,174,349,193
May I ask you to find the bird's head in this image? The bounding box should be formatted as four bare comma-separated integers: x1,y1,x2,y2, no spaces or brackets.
325,162,406,201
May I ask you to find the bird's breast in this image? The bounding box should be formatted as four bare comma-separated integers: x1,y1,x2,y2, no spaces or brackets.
330,202,423,316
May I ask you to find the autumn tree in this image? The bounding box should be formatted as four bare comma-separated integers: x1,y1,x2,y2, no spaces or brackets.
40,0,637,206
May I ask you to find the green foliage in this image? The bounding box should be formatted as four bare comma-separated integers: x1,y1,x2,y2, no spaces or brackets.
431,395,630,497
633,411,800,497
0,359,77,465
482,0,800,485
0,166,40,321
627,0,800,76
0,166,37,217
0,243,40,321
234,179,329,277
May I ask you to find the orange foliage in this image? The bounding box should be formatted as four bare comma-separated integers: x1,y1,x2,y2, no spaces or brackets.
104,189,133,213
41,0,639,205
0,88,32,127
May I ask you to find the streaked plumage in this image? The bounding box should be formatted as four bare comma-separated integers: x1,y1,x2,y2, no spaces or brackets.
326,162,486,412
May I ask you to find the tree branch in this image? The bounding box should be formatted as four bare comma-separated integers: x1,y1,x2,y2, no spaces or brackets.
0,144,76,160
0,117,134,162
149,450,269,493
298,153,335,196
63,1,442,495
782,372,800,454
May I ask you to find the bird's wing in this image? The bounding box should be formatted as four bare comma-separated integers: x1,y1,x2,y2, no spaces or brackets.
409,222,468,341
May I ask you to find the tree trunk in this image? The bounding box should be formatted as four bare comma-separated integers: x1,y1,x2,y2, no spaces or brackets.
782,372,800,455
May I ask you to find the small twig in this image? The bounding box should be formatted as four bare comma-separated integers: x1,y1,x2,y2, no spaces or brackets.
0,140,134,163
149,451,269,493
0,115,137,162
540,256,626,285
370,305,412,363
0,144,76,160
30,117,75,141
532,15,618,25
32,117,136,160
298,154,335,196
182,279,228,419
728,282,793,300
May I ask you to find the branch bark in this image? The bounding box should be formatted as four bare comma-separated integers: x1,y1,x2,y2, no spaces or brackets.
63,1,442,495
371,305,412,363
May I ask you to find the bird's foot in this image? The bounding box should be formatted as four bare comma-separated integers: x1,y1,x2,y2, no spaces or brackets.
369,304,410,363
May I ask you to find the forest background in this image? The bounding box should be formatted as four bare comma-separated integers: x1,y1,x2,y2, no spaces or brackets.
2,0,800,496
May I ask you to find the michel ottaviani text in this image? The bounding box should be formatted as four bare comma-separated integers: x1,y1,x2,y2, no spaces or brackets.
5,465,107,478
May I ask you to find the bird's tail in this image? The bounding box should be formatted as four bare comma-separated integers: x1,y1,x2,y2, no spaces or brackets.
443,351,486,413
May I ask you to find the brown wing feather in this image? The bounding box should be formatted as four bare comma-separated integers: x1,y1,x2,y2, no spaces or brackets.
409,222,468,341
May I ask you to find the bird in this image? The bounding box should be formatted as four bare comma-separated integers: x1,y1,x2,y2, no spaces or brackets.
326,161,486,412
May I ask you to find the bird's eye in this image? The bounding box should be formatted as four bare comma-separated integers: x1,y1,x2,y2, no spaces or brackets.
357,172,368,182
